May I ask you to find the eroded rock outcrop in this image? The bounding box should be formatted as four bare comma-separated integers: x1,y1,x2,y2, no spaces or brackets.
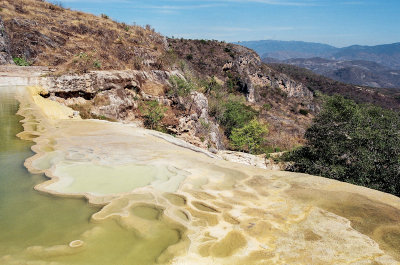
172,91,224,150
42,70,225,150
224,45,313,103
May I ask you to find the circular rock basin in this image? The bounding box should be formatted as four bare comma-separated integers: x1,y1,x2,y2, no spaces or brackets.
69,240,84,248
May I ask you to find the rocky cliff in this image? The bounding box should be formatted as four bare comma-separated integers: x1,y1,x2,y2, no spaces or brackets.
168,39,317,148
0,16,14,65
168,38,314,102
40,70,225,150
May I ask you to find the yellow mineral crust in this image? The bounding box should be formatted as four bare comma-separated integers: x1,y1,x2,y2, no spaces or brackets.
4,86,400,265
26,86,79,120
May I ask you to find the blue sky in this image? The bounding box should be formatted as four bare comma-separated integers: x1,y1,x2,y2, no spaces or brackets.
59,0,400,47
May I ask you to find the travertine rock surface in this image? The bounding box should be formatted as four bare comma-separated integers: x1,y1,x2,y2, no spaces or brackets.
5,85,399,265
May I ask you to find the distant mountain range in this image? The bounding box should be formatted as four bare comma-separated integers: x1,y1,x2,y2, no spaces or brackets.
263,57,400,89
235,40,400,88
235,40,338,61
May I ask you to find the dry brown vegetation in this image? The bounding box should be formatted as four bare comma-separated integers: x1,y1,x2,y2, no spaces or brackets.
1,0,167,73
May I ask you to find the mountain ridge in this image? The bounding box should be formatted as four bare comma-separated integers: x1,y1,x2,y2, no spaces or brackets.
263,57,400,89
236,40,400,70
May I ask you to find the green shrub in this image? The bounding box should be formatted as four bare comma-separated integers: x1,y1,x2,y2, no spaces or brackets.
168,75,196,97
225,72,243,93
299,109,309,116
13,57,31,66
72,52,97,73
186,54,193,60
143,100,166,130
205,77,222,94
284,95,400,196
263,103,272,111
121,23,130,31
230,119,269,154
220,100,258,136
100,13,109,19
93,60,102,69
208,97,225,121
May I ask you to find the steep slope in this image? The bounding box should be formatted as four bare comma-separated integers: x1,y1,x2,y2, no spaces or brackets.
1,3,400,264
0,0,167,72
168,38,316,148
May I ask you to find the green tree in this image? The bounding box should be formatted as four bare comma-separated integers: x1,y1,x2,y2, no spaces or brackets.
220,100,258,136
230,119,269,154
284,95,400,196
143,100,166,130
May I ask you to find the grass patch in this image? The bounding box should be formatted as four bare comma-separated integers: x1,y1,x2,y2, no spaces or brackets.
13,57,31,66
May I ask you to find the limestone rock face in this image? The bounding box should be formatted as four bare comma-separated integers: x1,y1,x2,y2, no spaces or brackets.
0,16,14,65
45,70,170,120
168,91,224,150
227,45,313,103
47,70,172,94
92,88,138,121
44,70,225,150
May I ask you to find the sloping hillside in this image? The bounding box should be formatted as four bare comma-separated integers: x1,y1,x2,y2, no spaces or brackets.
0,0,167,73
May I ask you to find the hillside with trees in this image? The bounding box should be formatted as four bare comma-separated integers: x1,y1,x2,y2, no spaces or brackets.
284,95,400,196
